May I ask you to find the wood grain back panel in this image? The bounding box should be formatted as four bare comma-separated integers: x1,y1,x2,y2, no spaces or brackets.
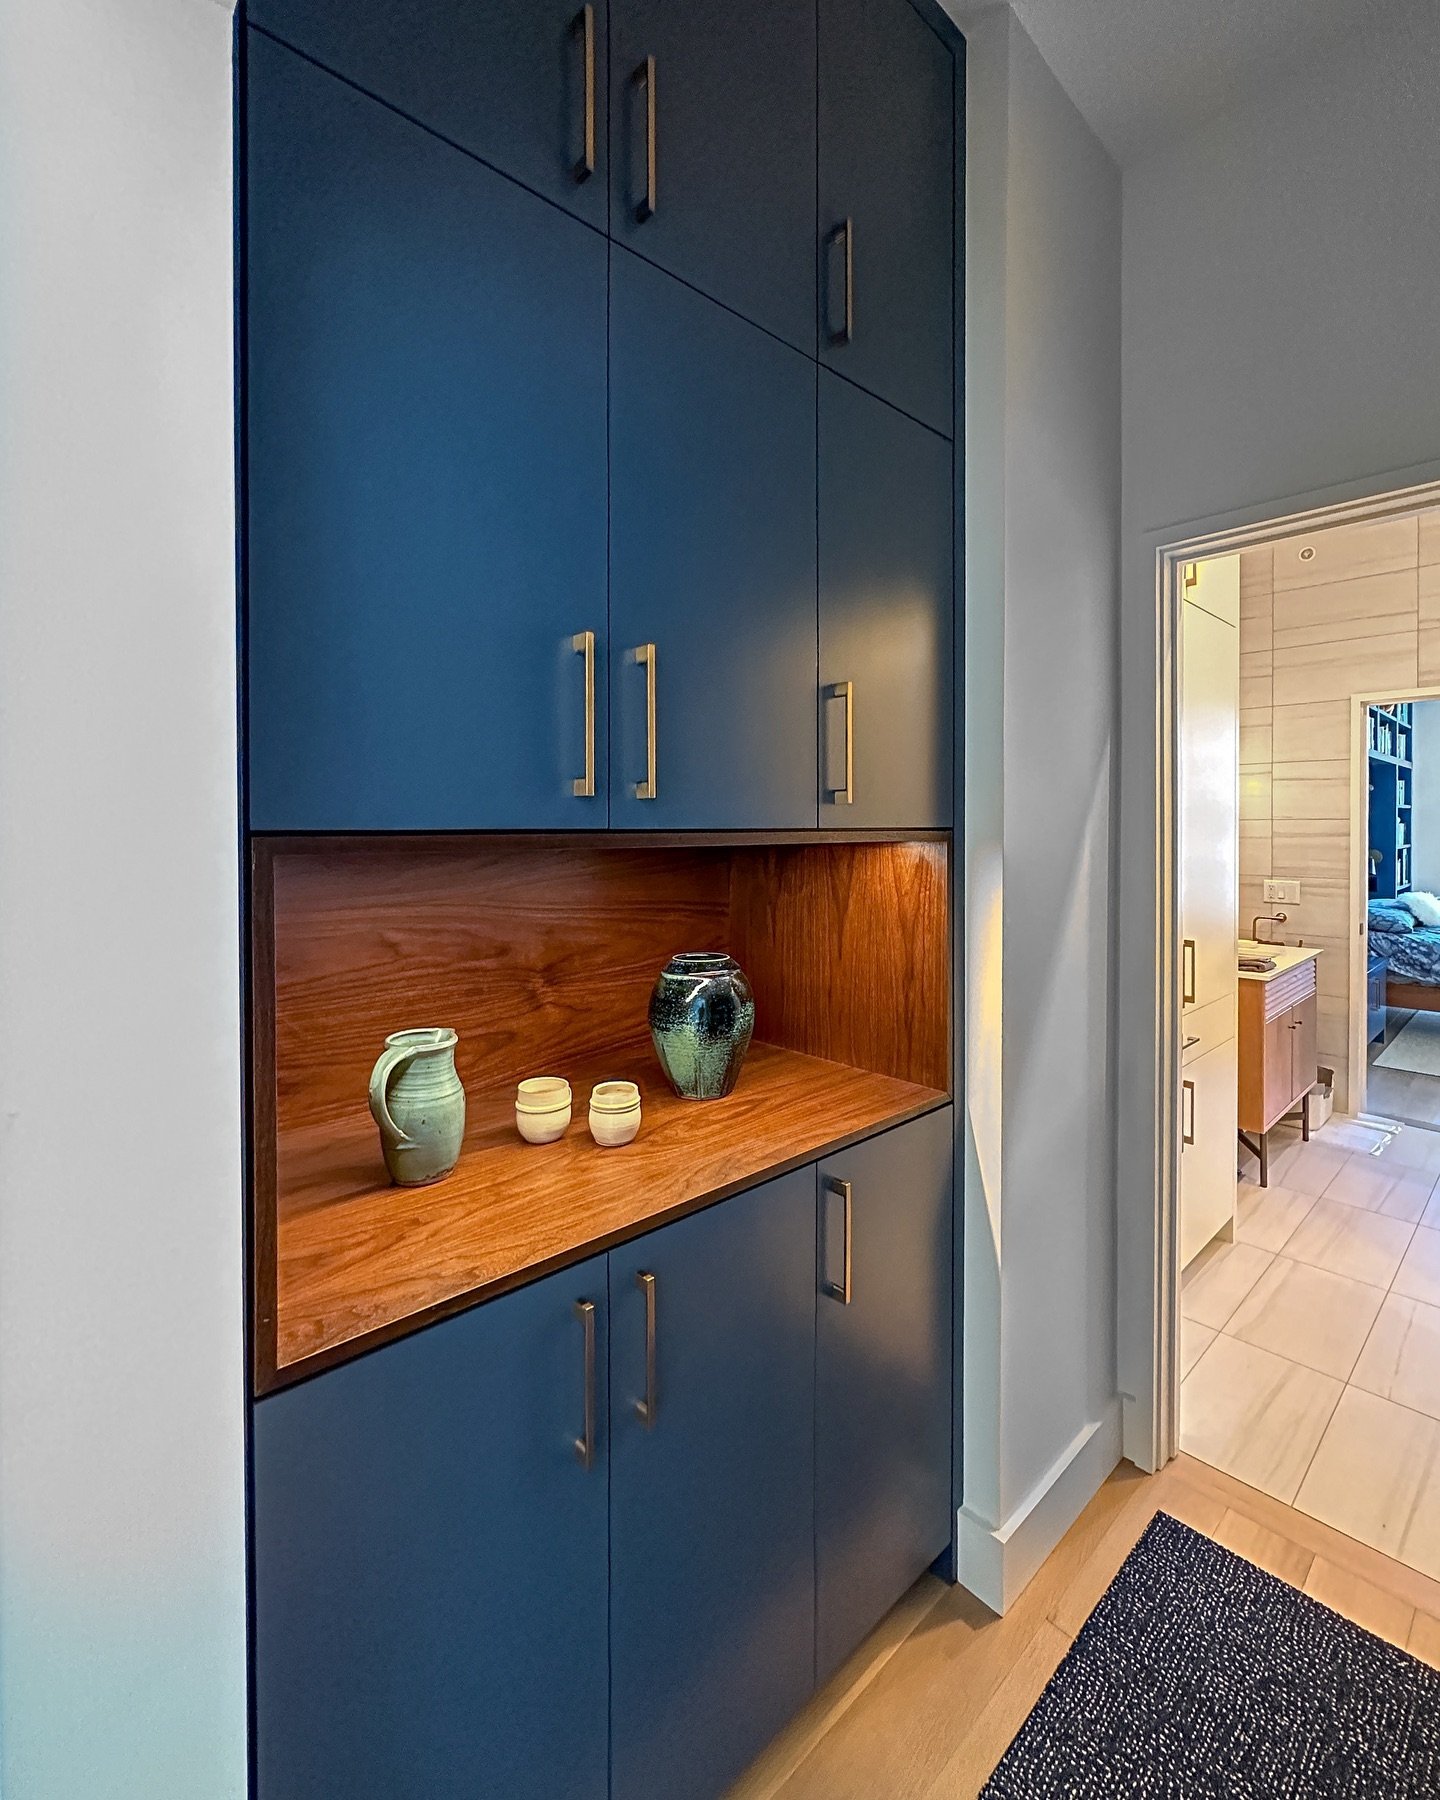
729,840,950,1089
272,838,732,1133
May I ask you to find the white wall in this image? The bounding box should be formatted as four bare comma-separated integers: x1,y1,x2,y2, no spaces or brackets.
1411,700,1440,897
957,6,1123,1609
1116,1,1440,1456
0,1,248,1792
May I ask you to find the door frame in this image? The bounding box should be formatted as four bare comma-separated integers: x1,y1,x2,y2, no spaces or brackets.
1118,464,1440,1475
1349,683,1440,1120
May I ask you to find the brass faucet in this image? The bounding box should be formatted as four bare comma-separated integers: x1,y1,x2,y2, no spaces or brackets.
1251,911,1288,945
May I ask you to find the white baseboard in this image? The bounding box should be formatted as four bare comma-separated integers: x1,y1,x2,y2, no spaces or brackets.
956,1406,1123,1613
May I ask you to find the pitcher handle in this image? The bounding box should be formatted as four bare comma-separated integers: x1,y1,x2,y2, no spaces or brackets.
368,1042,421,1149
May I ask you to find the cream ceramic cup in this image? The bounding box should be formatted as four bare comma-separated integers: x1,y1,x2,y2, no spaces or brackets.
589,1080,641,1147
515,1077,572,1145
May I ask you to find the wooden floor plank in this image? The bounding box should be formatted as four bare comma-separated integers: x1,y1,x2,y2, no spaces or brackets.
1211,1507,1315,1588
1304,1558,1414,1649
922,1621,1071,1800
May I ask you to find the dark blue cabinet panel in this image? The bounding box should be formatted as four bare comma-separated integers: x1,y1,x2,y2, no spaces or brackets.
815,1107,953,1682
609,0,815,351
609,250,817,829
609,1171,816,1800
253,1258,610,1800
248,0,609,228
246,34,608,830
819,373,953,829
818,0,954,436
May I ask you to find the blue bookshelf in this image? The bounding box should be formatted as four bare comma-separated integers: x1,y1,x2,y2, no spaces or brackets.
1368,702,1414,897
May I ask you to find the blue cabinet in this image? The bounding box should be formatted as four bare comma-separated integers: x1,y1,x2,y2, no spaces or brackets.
253,1257,610,1800
248,0,609,228
819,372,953,828
608,0,816,352
818,0,954,436
608,1171,817,1800
246,34,608,830
609,250,818,829
815,1107,954,1681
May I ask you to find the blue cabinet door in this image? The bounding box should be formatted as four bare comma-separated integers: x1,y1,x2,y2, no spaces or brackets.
253,1260,610,1800
818,0,954,436
815,1107,953,1681
819,372,953,829
248,0,609,228
609,1172,816,1800
609,0,815,351
246,34,608,830
609,250,817,829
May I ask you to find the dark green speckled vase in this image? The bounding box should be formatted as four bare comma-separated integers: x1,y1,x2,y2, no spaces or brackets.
648,952,755,1101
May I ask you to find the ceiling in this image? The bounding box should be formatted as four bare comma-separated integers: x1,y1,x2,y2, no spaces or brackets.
988,0,1418,166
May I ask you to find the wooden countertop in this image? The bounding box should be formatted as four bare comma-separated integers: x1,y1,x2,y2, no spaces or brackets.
268,1041,949,1391
1237,942,1322,983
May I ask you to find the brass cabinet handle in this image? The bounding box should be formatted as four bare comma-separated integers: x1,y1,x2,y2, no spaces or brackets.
573,6,596,182
574,1299,597,1469
825,680,854,805
634,55,657,221
633,643,657,799
571,629,596,797
1182,1034,1200,1051
827,218,854,344
1181,1079,1195,1148
1181,937,1197,1006
634,1271,657,1426
821,1176,853,1304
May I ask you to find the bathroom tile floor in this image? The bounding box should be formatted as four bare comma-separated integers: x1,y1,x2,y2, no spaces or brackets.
1181,1114,1440,1582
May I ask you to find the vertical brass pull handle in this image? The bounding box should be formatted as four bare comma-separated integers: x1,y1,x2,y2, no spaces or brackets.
573,6,596,182
825,680,854,804
821,1177,853,1304
1181,1080,1195,1148
634,643,657,800
827,218,854,344
1181,937,1197,1006
571,630,596,797
574,1299,597,1468
634,56,657,221
635,1271,657,1426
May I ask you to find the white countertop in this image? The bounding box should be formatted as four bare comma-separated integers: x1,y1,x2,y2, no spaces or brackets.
1236,940,1322,983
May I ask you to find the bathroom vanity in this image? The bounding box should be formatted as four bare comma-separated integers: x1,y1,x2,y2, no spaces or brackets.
1237,944,1321,1185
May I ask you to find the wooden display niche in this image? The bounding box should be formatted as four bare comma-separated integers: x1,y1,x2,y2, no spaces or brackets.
252,833,952,1392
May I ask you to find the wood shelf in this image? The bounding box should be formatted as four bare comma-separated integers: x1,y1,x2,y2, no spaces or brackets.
269,1041,947,1390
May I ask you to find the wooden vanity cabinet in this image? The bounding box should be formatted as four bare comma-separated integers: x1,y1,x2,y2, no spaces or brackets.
1238,957,1318,1186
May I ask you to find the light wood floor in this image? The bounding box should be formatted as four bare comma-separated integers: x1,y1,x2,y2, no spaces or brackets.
729,1453,1440,1800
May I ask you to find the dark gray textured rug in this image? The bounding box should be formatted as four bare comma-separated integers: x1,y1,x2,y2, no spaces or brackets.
981,1511,1440,1797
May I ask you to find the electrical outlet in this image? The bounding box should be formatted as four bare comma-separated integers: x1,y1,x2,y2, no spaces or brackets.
1264,879,1301,904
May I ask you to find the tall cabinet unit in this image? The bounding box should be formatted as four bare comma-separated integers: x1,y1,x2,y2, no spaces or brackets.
1178,558,1240,1268
243,0,960,1793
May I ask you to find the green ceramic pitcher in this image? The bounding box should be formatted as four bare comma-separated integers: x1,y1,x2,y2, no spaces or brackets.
368,1027,465,1186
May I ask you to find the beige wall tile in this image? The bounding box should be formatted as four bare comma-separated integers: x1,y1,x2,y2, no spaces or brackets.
1419,564,1440,623
1240,611,1272,655
1240,672,1272,710
1239,876,1270,922
1421,511,1440,569
1420,624,1440,687
1274,516,1418,591
1273,634,1418,706
1273,569,1418,650
1272,700,1353,764
1241,543,1274,600
1272,766,1349,819
1239,770,1271,822
1240,708,1273,770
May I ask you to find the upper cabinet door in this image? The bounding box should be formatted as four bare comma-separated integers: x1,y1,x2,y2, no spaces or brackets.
819,373,953,829
815,1107,953,1684
253,1257,610,1800
818,0,954,436
608,1169,816,1800
247,0,609,227
608,0,816,352
609,251,817,830
246,34,608,830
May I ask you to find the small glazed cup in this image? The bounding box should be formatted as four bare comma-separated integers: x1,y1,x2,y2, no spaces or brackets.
515,1076,572,1145
589,1080,641,1148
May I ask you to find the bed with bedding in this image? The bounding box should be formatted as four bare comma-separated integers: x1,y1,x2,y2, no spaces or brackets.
1369,895,1440,1011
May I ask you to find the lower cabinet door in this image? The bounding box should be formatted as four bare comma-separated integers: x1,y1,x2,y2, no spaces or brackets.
815,1107,953,1682
1180,1033,1239,1269
253,1260,610,1800
609,1170,817,1800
